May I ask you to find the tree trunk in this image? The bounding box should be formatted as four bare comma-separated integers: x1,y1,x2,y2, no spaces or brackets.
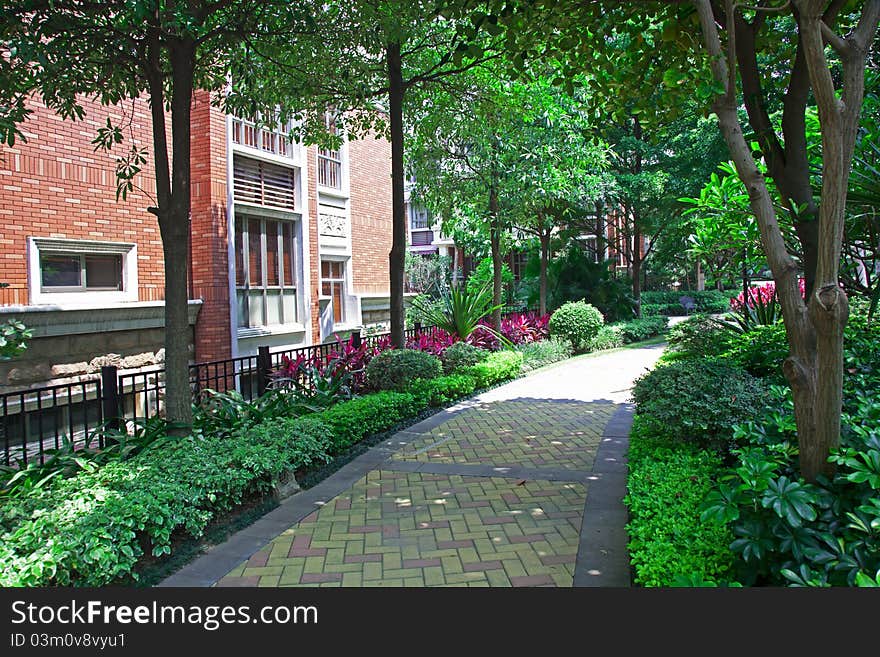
144,38,194,434
539,227,550,316
387,40,406,349
696,260,705,291
489,187,503,332
694,0,878,480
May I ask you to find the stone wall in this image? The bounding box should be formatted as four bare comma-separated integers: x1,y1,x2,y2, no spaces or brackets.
0,301,201,391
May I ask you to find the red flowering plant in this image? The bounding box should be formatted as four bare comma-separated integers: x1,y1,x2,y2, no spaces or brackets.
469,312,550,350
406,329,456,356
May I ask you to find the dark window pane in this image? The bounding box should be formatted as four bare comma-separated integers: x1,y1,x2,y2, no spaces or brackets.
321,260,330,279
332,282,343,323
266,220,279,286
41,255,81,288
85,255,122,289
248,218,262,286
234,217,246,286
321,281,332,297
282,222,295,287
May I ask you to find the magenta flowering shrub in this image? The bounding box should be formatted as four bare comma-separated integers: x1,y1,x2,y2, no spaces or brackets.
271,312,549,394
468,312,551,350
730,279,805,312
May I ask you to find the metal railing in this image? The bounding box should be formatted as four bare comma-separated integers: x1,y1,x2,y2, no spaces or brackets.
1,314,536,466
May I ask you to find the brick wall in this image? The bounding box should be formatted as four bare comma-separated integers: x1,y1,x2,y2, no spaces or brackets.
189,94,232,362
305,145,322,338
0,95,164,305
348,134,392,296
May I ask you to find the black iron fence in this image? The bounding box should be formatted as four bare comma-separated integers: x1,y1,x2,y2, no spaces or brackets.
0,313,539,467
0,324,432,467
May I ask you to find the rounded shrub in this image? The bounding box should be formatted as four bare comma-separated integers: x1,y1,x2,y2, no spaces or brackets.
548,300,604,352
364,349,442,391
631,360,769,452
441,341,488,374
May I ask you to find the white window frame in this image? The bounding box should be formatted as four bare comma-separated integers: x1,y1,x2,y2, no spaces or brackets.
28,237,138,306
234,212,300,329
316,112,349,196
320,257,348,325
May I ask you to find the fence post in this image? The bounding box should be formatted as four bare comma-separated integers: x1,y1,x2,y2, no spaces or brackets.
100,366,122,438
257,346,272,397
351,329,362,349
414,321,422,336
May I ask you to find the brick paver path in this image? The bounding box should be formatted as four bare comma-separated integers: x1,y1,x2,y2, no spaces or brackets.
161,342,665,588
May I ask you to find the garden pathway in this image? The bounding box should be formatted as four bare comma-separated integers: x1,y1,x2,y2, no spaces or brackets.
160,342,665,588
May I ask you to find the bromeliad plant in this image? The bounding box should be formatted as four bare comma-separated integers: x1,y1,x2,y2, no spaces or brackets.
409,284,507,344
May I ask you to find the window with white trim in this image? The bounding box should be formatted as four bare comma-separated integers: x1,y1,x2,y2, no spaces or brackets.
410,205,430,230
234,215,298,328
317,113,343,190
28,238,138,304
320,259,346,324
40,253,123,292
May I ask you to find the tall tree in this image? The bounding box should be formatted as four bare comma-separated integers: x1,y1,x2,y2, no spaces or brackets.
0,0,290,432
482,0,879,481
229,0,503,347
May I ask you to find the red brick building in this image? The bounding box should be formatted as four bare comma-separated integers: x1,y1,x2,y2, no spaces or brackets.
0,94,393,389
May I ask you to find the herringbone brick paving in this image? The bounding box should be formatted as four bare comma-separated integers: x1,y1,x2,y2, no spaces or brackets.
393,401,616,470
216,400,615,588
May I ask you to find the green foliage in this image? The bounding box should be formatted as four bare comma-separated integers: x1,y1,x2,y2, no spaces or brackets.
0,417,332,586
408,374,477,407
641,290,732,316
462,350,523,389
613,316,669,343
318,392,428,452
409,285,503,341
517,337,573,372
0,319,32,359
632,360,769,452
663,313,733,361
548,300,604,352
545,245,635,321
625,420,736,587
466,257,514,304
194,388,312,439
718,323,789,381
440,341,488,374
587,325,624,351
405,252,451,299
364,349,442,392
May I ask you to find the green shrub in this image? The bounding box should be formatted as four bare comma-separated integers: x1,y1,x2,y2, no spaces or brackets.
549,300,604,352
631,360,769,452
518,337,573,372
441,341,488,374
409,374,477,407
641,290,732,315
614,316,669,343
0,417,332,586
588,325,624,351
664,314,733,362
625,418,735,587
463,350,524,388
319,391,428,451
364,349,442,391
719,322,789,380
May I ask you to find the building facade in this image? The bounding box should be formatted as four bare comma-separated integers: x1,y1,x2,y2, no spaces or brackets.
0,93,394,391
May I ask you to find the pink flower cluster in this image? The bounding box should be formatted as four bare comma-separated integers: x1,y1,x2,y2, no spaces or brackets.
730,279,806,311
272,312,550,393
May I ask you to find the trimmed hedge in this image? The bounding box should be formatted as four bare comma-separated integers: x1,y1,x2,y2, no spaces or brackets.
641,290,732,316
631,360,769,451
318,391,428,451
409,374,477,407
548,300,604,352
518,338,574,372
0,417,332,587
364,349,442,391
463,350,524,388
441,341,487,374
614,316,668,343
625,419,735,587
588,325,624,351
